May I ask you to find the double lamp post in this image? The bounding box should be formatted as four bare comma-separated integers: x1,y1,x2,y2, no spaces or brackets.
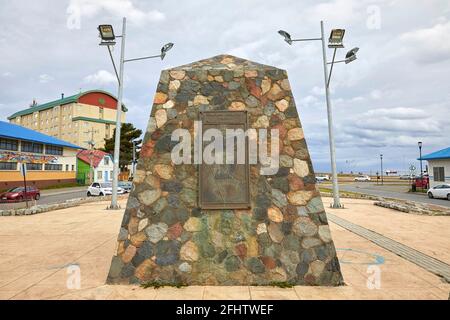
278,21,359,208
98,18,174,209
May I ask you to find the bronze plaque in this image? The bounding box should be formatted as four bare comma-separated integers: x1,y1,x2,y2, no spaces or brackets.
199,111,250,209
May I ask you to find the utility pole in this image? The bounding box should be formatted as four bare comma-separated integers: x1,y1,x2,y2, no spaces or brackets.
380,154,384,185
418,141,423,191
84,127,98,184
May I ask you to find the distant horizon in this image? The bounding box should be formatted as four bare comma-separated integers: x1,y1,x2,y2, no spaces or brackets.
1,1,448,175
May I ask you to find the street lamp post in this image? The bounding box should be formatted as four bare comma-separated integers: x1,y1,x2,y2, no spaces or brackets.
418,141,423,191
98,18,174,210
380,154,384,185
278,21,359,209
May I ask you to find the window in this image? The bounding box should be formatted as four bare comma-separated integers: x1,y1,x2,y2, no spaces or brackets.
104,156,109,165
97,171,103,180
44,163,62,171
105,124,110,139
26,163,42,170
45,145,63,155
99,108,104,119
72,165,75,171
65,164,69,171
0,162,17,170
0,138,18,151
21,141,44,153
433,167,445,182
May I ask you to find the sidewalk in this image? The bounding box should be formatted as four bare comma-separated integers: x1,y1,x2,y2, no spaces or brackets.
0,198,448,300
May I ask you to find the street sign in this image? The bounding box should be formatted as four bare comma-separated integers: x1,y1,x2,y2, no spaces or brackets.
20,163,27,177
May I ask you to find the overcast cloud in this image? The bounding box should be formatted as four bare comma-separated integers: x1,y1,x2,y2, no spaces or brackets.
0,0,449,173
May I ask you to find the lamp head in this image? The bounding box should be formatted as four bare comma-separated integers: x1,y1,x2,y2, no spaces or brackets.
160,42,174,60
328,29,345,48
278,30,292,45
98,24,116,45
345,47,359,64
418,141,422,148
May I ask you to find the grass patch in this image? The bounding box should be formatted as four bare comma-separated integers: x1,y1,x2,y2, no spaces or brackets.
141,280,188,289
319,187,363,197
252,281,295,288
408,189,428,194
42,183,85,190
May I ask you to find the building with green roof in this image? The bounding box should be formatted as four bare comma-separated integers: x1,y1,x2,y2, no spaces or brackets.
8,90,127,149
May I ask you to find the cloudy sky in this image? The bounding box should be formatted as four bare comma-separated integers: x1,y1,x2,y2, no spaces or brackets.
0,0,449,173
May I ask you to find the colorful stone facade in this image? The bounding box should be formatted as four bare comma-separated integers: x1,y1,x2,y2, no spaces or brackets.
107,55,344,286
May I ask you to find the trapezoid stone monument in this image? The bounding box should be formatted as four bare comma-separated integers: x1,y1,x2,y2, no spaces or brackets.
107,54,344,286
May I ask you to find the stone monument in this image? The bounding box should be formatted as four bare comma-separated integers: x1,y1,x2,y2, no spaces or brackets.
107,55,343,286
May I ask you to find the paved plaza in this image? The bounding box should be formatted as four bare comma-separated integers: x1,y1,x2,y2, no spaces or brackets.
0,197,449,300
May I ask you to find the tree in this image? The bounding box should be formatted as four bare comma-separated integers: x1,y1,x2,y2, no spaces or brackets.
102,123,142,171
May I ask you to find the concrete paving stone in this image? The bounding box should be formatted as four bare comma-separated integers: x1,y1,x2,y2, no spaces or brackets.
250,287,299,300
1,198,449,300
154,286,205,300
203,286,251,300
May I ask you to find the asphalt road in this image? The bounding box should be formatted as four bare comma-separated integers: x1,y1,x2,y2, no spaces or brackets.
323,182,450,208
0,188,88,210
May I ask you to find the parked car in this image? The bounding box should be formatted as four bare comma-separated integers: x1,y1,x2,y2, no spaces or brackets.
0,186,40,202
354,175,371,182
86,182,124,197
316,175,330,182
427,184,450,200
118,181,133,193
400,174,416,180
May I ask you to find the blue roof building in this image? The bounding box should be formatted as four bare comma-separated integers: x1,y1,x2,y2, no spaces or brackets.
418,147,450,161
0,121,82,149
0,121,83,189
418,146,450,187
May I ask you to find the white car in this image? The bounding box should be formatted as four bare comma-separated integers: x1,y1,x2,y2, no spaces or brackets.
87,182,125,197
354,175,371,182
316,175,330,182
427,184,450,200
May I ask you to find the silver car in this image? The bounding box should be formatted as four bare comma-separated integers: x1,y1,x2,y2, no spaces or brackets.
118,181,133,193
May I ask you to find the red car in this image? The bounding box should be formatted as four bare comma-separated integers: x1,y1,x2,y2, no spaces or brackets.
0,186,40,202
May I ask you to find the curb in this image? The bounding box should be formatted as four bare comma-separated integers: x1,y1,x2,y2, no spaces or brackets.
0,194,128,216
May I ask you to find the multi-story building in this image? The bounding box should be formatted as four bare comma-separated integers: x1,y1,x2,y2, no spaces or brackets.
0,121,82,189
8,90,126,149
